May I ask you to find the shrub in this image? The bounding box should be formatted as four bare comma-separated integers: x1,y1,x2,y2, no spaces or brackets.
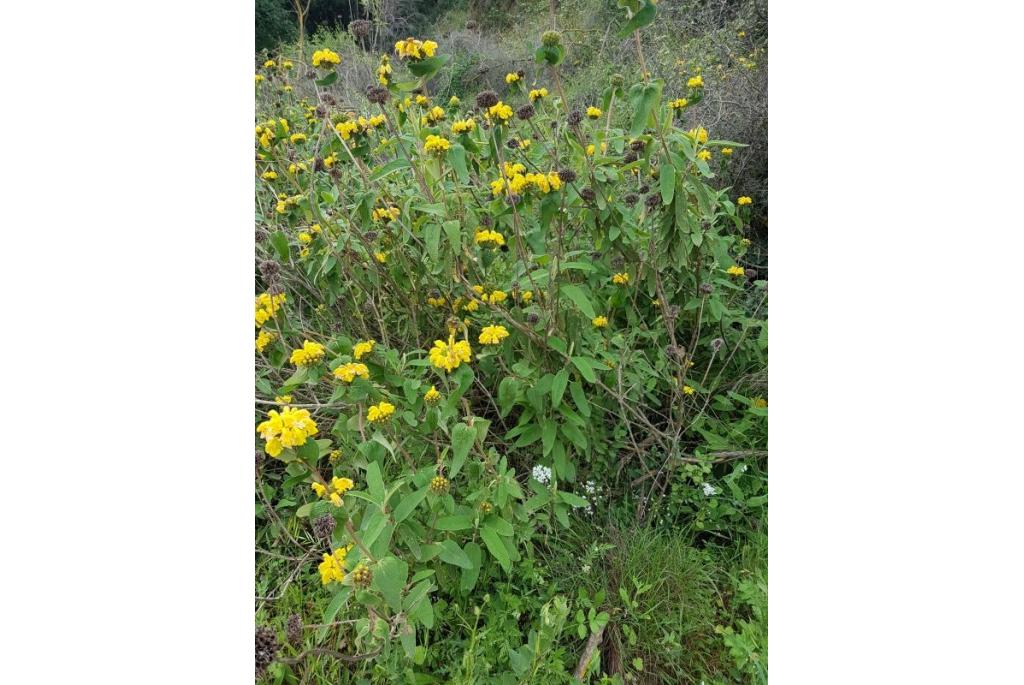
255,2,766,679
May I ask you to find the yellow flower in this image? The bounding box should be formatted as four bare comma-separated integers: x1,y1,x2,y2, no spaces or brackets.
474,229,506,248
372,206,401,222
726,265,746,276
289,133,307,144
449,95,461,106
521,290,533,303
687,126,709,144
479,324,510,345
299,247,310,259
424,385,442,403
586,106,602,119
367,401,396,423
429,333,472,372
261,170,277,180
290,340,326,367
333,362,369,383
669,98,689,110
505,72,520,84
424,134,450,153
318,545,352,585
721,147,733,156
737,196,752,206
485,290,507,305
353,340,376,359
612,272,630,286
375,251,388,264
687,75,704,88
263,59,276,68
282,60,293,69
738,31,747,38
329,449,342,462
335,120,360,140
298,232,313,244
394,38,438,60
255,74,265,83
753,397,767,409
697,150,712,161
275,395,292,405
311,49,341,68
310,223,322,234
487,101,513,122
451,118,477,134
592,316,608,328
683,385,696,395
415,94,429,106
529,87,548,101
311,482,327,497
255,292,287,328
257,407,319,458
255,330,276,352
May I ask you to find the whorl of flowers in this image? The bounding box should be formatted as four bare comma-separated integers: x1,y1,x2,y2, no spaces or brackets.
255,292,286,328
424,385,442,403
474,229,506,248
451,118,476,134
311,49,341,68
487,101,513,123
311,476,355,507
424,134,451,153
529,87,548,102
394,37,438,60
353,339,376,359
333,362,369,383
429,333,472,372
318,545,353,585
367,401,396,423
478,324,510,346
290,340,325,367
257,407,318,458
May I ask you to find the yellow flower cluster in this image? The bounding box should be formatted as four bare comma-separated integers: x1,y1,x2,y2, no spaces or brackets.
255,330,276,352
479,324,510,345
612,272,630,286
722,147,734,156
737,196,752,206
353,340,375,359
474,229,506,248
586,142,608,156
697,150,712,161
290,340,326,367
255,292,286,328
394,37,438,60
487,101,513,122
669,98,689,110
424,134,450,153
424,385,442,403
586,106,602,119
451,118,476,134
529,87,548,101
312,476,355,507
490,166,563,197
421,106,446,125
429,333,472,372
318,545,353,585
261,170,277,180
373,206,401,222
257,407,319,458
367,401,396,423
687,126,709,144
275,194,301,213
290,133,307,144
687,75,704,88
505,72,521,84
726,265,746,276
333,362,369,383
592,316,608,328
683,385,696,395
312,49,341,68
377,55,392,85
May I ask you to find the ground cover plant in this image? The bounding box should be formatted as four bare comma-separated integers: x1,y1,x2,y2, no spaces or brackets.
255,2,767,682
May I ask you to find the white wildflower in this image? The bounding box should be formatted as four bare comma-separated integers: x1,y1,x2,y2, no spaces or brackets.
531,464,552,485
702,482,717,496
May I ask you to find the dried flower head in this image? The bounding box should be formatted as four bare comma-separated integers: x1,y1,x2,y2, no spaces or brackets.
567,110,583,126
349,19,371,39
255,627,279,678
711,337,725,352
700,282,715,295
312,514,336,540
580,187,596,202
286,614,303,646
624,193,639,206
366,85,390,104
558,168,577,184
475,90,499,109
516,104,536,120
541,30,562,47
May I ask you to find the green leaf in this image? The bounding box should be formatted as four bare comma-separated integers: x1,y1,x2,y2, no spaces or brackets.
559,284,596,319
442,219,462,254
373,556,408,612
424,223,440,263
480,525,511,572
551,368,569,408
569,381,591,417
541,419,557,457
369,157,411,182
559,491,590,508
435,514,475,531
315,71,338,86
483,516,514,537
572,357,598,383
317,586,351,641
451,422,476,478
498,376,521,417
618,2,657,38
361,510,390,549
269,231,290,261
449,144,469,184
295,502,314,518
460,542,482,592
406,54,451,78
629,80,663,138
365,461,385,504
660,159,676,205
393,486,429,522
438,539,473,569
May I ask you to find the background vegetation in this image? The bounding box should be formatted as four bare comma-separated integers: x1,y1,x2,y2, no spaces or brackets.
255,1,767,683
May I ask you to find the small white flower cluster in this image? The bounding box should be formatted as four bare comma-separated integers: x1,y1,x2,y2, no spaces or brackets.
702,482,717,497
532,464,552,485
582,480,599,514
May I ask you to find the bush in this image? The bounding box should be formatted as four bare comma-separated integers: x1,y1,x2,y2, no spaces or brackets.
255,4,766,680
